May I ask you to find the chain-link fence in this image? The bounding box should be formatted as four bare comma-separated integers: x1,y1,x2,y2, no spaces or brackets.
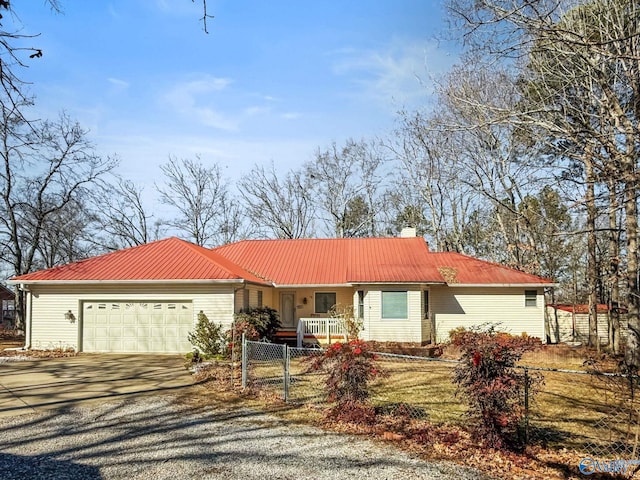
242,339,639,459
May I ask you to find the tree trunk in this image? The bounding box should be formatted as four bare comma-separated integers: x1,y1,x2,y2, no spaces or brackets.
607,180,621,354
624,176,640,368
585,150,599,352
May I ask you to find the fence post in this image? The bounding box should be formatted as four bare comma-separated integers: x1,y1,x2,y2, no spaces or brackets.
283,343,290,402
241,332,247,388
524,367,530,445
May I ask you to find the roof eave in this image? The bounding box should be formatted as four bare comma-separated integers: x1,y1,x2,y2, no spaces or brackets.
351,281,447,286
445,283,557,288
273,283,352,288
7,278,254,286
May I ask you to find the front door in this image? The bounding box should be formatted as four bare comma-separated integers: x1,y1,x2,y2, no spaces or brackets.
280,292,296,328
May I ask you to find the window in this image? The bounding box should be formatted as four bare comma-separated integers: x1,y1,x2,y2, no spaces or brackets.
257,291,263,308
525,290,537,307
382,291,408,319
357,290,364,319
424,290,430,318
243,290,250,311
315,292,336,314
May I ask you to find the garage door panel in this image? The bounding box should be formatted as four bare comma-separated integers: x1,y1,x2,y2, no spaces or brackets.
83,301,193,353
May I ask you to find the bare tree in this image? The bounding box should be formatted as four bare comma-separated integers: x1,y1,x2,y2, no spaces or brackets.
390,108,481,252
156,156,234,247
91,177,164,251
447,0,640,363
0,2,61,120
305,139,388,238
0,104,117,327
238,162,315,239
215,193,255,245
35,194,101,269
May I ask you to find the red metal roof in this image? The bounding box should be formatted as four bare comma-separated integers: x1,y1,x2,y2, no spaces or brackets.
10,236,553,286
214,238,552,286
426,252,553,285
213,237,445,285
10,237,269,284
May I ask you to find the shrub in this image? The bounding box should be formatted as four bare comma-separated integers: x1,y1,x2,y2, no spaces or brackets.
224,319,260,362
310,339,383,406
328,304,363,341
233,306,280,340
188,311,224,357
451,324,542,451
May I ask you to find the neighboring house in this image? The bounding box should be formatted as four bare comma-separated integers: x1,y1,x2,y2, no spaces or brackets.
546,304,628,345
8,231,552,353
0,284,15,328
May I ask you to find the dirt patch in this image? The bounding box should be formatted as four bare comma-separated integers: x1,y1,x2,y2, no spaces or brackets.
0,329,24,352
367,341,445,357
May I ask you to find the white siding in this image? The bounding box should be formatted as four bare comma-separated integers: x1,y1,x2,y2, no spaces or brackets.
430,286,545,342
27,283,235,352
360,286,423,343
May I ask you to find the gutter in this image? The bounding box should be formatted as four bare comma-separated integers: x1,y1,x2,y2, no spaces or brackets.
5,278,256,286
444,283,558,288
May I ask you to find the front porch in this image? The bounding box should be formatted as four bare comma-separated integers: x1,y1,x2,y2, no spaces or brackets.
274,317,348,348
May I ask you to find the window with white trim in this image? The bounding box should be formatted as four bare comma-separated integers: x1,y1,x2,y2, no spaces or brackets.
382,291,408,319
525,290,537,307
315,292,336,314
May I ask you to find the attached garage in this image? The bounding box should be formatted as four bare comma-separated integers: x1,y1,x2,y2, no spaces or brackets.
9,237,271,354
82,301,194,353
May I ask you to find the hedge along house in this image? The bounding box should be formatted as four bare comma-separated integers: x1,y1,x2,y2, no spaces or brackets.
8,232,553,353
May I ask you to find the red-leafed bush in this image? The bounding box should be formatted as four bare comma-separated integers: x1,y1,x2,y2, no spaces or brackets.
310,339,383,406
451,325,542,451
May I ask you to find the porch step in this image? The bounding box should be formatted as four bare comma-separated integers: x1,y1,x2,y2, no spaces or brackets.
273,330,297,347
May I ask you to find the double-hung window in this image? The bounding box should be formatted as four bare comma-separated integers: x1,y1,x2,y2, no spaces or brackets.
315,292,336,314
525,290,537,307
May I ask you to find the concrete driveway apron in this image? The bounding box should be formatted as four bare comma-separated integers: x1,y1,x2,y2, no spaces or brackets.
0,354,193,417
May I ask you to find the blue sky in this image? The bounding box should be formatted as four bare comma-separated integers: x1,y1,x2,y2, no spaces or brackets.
15,1,457,189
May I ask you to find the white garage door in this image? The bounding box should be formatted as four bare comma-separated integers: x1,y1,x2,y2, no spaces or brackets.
82,301,194,353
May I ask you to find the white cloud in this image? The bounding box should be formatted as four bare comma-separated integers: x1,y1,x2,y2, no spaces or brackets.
332,39,455,108
107,77,130,94
244,106,271,116
162,75,238,131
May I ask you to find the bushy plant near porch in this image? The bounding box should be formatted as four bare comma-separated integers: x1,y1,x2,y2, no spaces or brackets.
233,306,281,340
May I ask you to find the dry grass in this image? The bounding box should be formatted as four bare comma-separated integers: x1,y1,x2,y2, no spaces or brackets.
0,329,24,351
244,345,639,457
192,360,634,480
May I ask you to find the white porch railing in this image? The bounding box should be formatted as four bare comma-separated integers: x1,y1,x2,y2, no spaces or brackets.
296,317,347,348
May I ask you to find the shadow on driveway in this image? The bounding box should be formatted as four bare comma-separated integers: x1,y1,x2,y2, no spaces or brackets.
0,354,193,417
0,452,103,480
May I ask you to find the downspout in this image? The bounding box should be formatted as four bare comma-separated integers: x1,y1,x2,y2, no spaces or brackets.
20,284,31,350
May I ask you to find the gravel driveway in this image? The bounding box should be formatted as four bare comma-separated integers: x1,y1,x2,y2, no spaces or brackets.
0,394,492,480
